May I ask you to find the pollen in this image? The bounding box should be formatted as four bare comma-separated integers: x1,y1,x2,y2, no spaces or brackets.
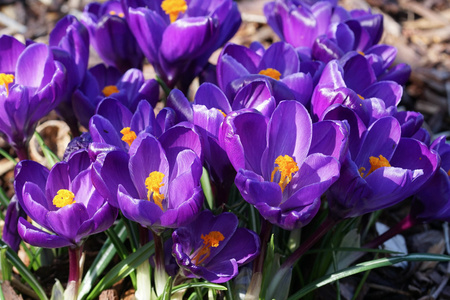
102,85,119,97
192,231,225,265
161,0,187,23
109,11,124,17
53,189,76,208
271,155,299,192
363,155,391,178
217,109,227,118
145,171,165,210
0,73,14,95
358,51,365,56
357,94,364,100
258,68,282,80
120,127,137,147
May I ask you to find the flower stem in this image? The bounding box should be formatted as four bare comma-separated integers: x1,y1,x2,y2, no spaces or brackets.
245,219,272,300
281,215,339,270
14,145,29,161
152,229,168,297
363,214,415,249
65,246,83,300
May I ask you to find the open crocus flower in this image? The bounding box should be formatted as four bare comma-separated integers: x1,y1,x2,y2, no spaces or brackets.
73,64,159,128
81,0,144,73
172,210,260,283
324,112,439,219
14,150,118,248
220,101,347,230
124,0,241,91
0,35,66,159
91,130,203,230
216,41,313,106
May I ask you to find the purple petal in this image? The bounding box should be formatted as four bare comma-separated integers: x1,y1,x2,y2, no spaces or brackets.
18,217,73,248
46,203,89,241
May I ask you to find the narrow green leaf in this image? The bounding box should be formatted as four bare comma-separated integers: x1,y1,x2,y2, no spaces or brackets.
288,253,450,300
0,187,10,208
170,282,227,294
86,241,155,300
0,148,16,165
158,276,173,300
201,167,214,210
261,234,275,300
78,221,128,300
0,242,48,300
33,131,60,168
0,246,11,281
155,76,171,98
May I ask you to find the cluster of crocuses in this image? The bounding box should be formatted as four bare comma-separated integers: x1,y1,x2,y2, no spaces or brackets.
0,0,448,298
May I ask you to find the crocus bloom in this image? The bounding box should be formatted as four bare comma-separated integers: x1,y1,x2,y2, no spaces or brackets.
73,64,159,128
91,129,203,230
172,210,260,283
220,101,347,230
81,0,144,73
311,55,402,125
2,196,27,252
325,113,439,219
15,150,118,248
124,0,241,91
216,41,313,106
0,35,66,159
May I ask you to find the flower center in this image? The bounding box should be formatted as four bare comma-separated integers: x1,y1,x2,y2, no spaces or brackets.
145,171,165,210
109,10,124,18
258,68,282,80
192,231,225,265
120,127,137,147
102,85,119,97
53,189,76,208
270,155,299,192
0,73,14,95
161,0,187,23
359,155,391,178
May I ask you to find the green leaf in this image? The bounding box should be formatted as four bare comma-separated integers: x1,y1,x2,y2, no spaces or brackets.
158,276,173,300
0,242,48,300
33,131,60,168
0,246,11,281
0,148,16,165
78,221,128,300
288,253,450,299
201,167,214,210
170,282,227,294
86,240,155,300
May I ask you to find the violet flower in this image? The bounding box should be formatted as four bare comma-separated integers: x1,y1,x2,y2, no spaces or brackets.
81,0,144,73
172,210,260,283
124,0,241,91
91,129,203,230
324,113,439,219
73,64,159,128
0,36,66,160
220,101,347,230
15,150,118,248
2,196,26,252
311,56,403,125
216,42,313,107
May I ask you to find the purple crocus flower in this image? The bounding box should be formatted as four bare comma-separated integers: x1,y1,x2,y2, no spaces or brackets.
2,196,27,252
73,64,159,128
91,129,203,230
0,35,66,159
216,42,313,107
124,0,241,91
311,56,403,125
220,101,347,230
81,0,144,73
49,15,90,135
14,150,118,248
172,210,260,283
325,113,439,219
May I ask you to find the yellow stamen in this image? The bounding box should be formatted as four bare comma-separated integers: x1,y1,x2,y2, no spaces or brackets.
258,68,282,80
120,127,137,147
161,0,187,23
357,94,364,100
448,169,450,177
145,171,165,210
0,73,14,95
358,51,365,56
217,109,227,118
192,231,225,265
53,189,76,208
361,155,391,178
102,85,119,97
270,155,299,192
109,11,124,17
